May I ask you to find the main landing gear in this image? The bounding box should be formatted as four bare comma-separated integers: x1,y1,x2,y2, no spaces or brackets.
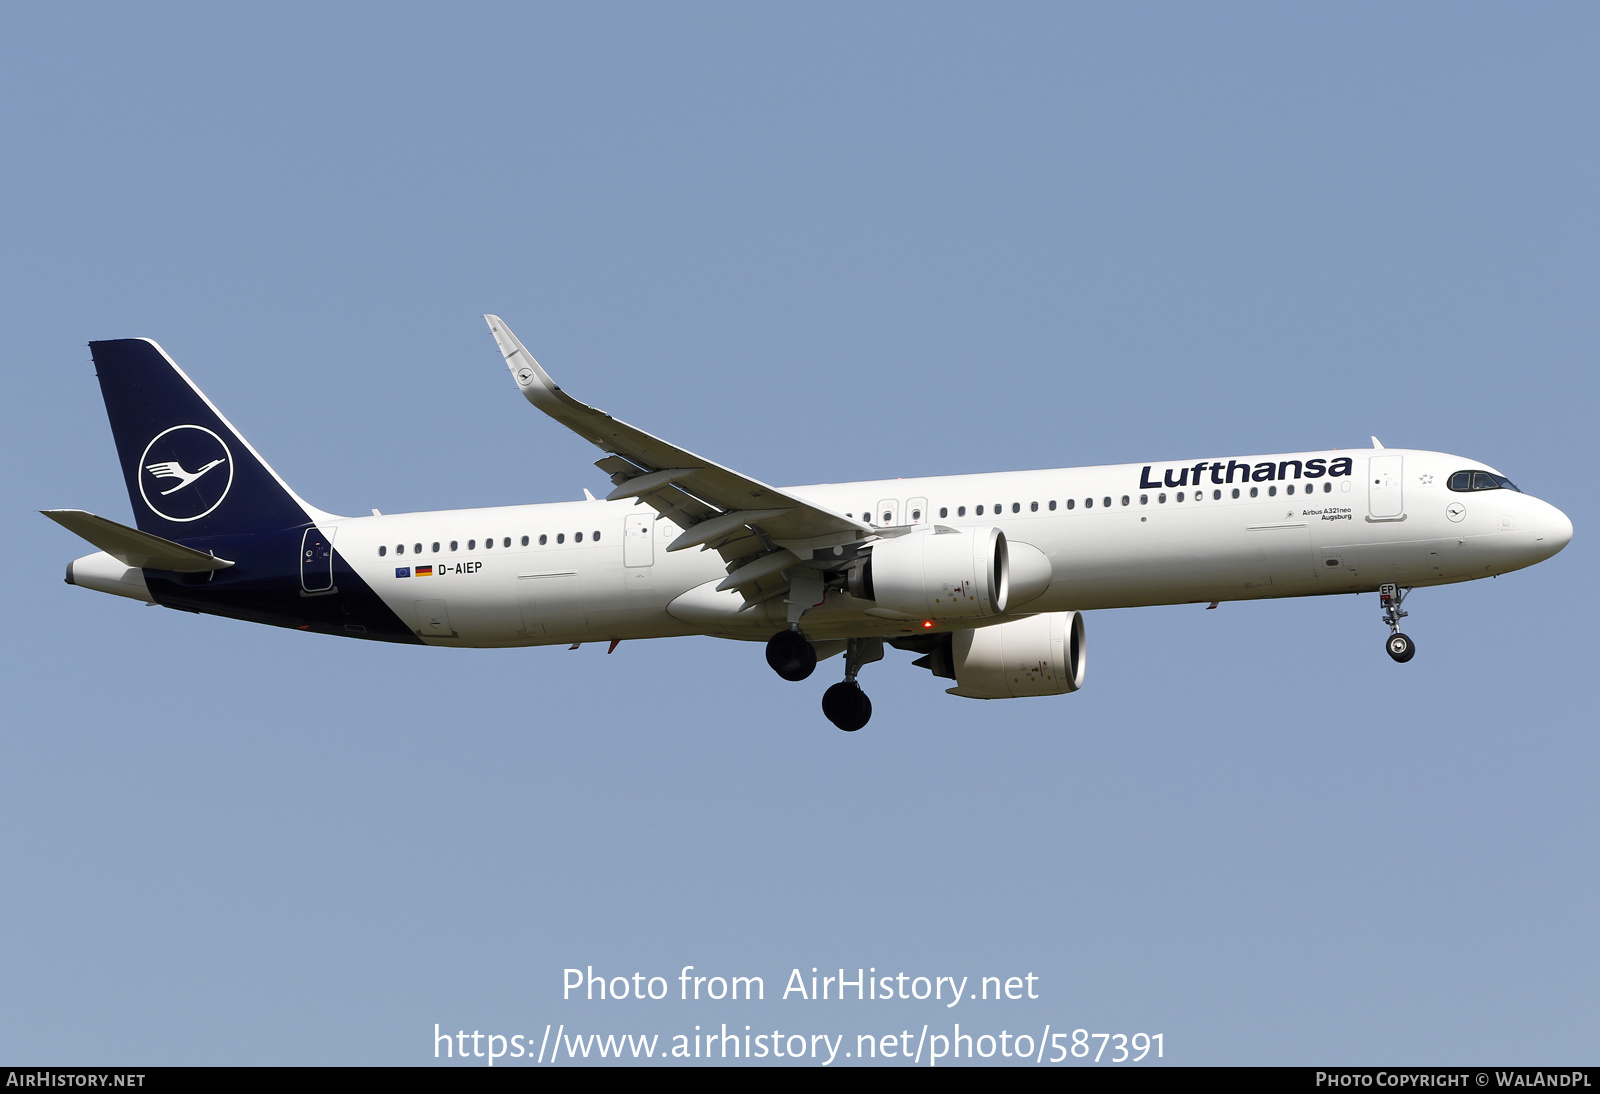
1379,583,1416,663
823,637,883,733
766,627,816,681
766,630,883,732
822,682,870,733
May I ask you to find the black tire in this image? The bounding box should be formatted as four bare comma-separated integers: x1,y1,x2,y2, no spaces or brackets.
1386,632,1416,663
822,681,872,732
765,629,817,681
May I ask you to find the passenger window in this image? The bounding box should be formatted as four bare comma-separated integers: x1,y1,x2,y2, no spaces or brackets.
1030,501,1038,512
976,505,984,516
939,507,948,518
1049,500,1057,511
484,538,493,549
539,534,547,545
1085,498,1094,509
1176,492,1185,502
881,511,891,523
1213,490,1221,500
993,503,1000,514
1286,484,1295,495
911,509,921,521
503,537,511,548
576,532,584,543
957,506,966,517
521,536,529,546
468,540,476,549
1231,489,1240,499
1139,494,1148,505
1012,502,1020,513
1268,486,1277,496
1158,493,1166,503
414,543,422,554
1323,482,1332,493
431,542,440,553
1104,497,1112,508
450,540,458,551
378,545,387,557
1066,499,1075,510
593,530,601,541
556,534,564,544
1249,487,1258,498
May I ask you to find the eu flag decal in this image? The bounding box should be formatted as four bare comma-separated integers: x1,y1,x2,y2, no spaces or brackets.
395,567,411,578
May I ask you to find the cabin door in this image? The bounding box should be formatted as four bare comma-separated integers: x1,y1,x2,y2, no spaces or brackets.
1368,456,1405,520
301,526,336,593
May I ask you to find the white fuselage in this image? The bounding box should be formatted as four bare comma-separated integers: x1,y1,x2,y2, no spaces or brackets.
325,448,1571,648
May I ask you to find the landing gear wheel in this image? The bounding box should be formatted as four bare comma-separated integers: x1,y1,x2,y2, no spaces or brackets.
822,681,872,732
1386,633,1415,663
766,629,817,681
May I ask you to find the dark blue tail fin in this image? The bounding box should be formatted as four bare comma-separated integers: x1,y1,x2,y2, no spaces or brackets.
90,338,320,539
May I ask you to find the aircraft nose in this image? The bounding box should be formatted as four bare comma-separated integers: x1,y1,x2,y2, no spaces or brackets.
1541,501,1574,557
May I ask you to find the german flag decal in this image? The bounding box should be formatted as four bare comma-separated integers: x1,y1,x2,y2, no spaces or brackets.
415,565,433,577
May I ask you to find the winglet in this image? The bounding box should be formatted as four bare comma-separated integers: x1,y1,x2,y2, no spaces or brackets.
485,314,621,438
486,315,562,408
1371,436,1385,449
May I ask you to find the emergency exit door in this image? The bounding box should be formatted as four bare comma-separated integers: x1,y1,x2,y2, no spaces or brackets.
624,513,654,566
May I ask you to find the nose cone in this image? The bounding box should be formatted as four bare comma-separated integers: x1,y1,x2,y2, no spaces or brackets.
1540,502,1574,559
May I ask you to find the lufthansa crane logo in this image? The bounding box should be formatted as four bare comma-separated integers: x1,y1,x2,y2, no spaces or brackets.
137,425,234,522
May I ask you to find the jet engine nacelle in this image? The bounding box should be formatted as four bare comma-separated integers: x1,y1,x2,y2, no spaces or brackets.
853,527,1009,620
947,611,1087,699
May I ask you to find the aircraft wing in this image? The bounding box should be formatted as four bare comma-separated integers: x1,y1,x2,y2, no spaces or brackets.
485,315,870,561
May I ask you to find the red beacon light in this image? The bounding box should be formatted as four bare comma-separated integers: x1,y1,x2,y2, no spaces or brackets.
922,620,934,628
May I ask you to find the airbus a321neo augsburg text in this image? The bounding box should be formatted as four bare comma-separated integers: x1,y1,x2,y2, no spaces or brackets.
47,318,1574,730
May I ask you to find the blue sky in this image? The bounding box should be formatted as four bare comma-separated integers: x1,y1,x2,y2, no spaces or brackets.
2,3,1596,1065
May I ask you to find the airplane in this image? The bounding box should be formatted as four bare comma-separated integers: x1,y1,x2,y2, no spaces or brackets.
46,317,1574,731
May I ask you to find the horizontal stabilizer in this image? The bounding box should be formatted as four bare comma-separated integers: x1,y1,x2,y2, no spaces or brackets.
41,510,234,572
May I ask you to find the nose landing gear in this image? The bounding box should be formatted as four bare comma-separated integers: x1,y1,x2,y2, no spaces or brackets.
1386,632,1416,662
823,637,883,732
1379,584,1416,663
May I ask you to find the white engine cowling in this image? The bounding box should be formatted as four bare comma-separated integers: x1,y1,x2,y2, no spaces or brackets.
947,611,1087,699
858,527,1008,620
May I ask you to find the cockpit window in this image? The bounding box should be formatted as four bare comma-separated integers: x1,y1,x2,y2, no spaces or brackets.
1449,470,1520,493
